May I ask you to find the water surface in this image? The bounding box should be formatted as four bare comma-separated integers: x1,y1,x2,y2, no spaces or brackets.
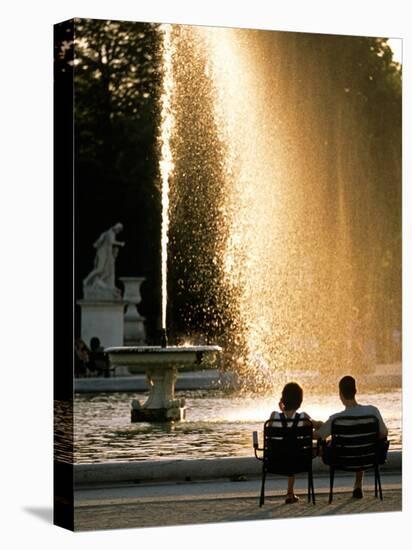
73,389,401,463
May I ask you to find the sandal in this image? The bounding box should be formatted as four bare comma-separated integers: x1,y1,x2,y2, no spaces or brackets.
285,493,300,504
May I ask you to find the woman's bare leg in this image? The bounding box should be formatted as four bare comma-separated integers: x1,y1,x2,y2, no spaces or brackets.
354,471,363,490
287,475,295,494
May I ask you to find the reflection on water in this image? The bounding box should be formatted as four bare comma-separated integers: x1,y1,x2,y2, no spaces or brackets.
54,400,74,464
73,389,401,463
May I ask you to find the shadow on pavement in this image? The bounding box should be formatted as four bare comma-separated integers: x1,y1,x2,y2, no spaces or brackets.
23,507,53,524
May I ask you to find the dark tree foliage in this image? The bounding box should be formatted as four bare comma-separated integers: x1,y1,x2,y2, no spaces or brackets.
70,19,163,340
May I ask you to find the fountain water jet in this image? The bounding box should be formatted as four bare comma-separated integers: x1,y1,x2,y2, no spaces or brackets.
159,23,174,332
164,26,400,393
106,24,222,422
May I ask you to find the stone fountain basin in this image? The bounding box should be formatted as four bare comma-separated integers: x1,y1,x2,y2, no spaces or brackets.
105,345,222,374
105,345,222,422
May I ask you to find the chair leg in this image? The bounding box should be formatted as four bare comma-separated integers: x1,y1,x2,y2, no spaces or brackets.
329,468,335,504
307,471,311,503
377,467,383,500
374,466,378,498
259,469,266,507
310,472,316,504
310,470,316,505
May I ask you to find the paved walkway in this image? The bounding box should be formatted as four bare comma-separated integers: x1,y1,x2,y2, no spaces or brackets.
74,473,402,531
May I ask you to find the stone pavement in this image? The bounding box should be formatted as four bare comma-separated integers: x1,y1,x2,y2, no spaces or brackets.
74,473,402,531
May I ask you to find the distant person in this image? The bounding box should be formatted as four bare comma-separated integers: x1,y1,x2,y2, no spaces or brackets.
75,339,90,377
314,375,388,498
89,336,110,377
90,337,104,353
270,382,323,504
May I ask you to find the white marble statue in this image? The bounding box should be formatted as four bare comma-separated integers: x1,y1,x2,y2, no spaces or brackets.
83,223,125,299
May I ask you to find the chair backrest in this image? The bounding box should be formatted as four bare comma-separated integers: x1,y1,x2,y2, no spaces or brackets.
263,414,313,475
330,415,380,471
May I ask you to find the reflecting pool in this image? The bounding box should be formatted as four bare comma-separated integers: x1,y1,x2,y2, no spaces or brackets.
73,389,401,463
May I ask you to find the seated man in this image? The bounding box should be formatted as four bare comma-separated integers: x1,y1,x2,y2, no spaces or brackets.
314,375,388,498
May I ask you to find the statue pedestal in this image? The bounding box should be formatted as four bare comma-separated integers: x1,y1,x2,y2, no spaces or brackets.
77,300,125,348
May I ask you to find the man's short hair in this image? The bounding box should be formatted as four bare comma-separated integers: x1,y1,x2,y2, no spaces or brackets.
281,382,303,410
339,376,357,399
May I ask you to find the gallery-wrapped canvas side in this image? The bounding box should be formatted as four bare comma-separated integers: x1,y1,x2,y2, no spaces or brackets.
53,18,75,532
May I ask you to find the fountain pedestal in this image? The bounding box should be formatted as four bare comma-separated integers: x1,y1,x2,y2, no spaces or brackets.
105,345,221,422
132,367,184,421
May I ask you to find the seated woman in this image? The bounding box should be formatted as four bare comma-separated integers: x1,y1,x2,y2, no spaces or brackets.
270,382,323,504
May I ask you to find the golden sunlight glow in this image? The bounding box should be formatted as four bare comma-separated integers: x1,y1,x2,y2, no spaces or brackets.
181,340,194,348
160,26,400,393
193,27,302,383
387,38,402,64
